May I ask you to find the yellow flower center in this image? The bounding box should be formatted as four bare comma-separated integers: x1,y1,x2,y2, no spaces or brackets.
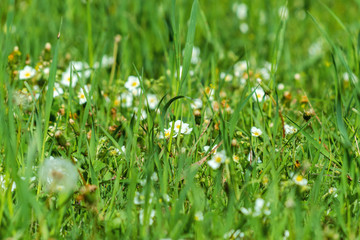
114,99,120,106
80,94,85,99
67,77,71,82
194,216,199,221
257,93,262,99
165,131,170,137
254,132,259,136
132,81,138,87
296,175,303,182
176,125,181,129
25,72,31,77
215,155,222,163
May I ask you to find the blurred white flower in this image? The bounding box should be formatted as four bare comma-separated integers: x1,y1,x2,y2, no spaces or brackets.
134,107,147,120
169,120,192,135
292,174,307,186
251,127,262,137
19,66,36,80
233,3,247,20
125,76,141,92
61,70,78,87
194,211,204,221
117,92,133,108
139,209,156,225
159,127,178,139
207,150,227,170
277,83,285,90
223,229,245,239
191,98,203,109
234,60,247,78
220,72,233,82
39,157,78,193
93,55,114,69
0,175,16,192
328,187,338,197
239,23,249,34
308,40,323,56
78,85,90,105
284,124,297,135
294,73,301,81
343,72,358,84
191,46,200,64
49,83,64,98
252,87,267,102
68,61,91,79
146,94,159,109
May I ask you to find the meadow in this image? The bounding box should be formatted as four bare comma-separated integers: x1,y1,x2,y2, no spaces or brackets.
1,0,360,239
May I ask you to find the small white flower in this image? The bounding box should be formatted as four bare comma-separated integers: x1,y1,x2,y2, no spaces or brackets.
116,92,133,108
134,107,147,120
61,70,78,87
19,66,36,80
134,191,145,205
139,209,156,225
284,124,297,135
239,23,249,34
234,60,247,77
78,86,90,105
220,72,233,82
277,83,285,90
194,211,204,221
169,120,192,135
146,94,159,109
343,72,358,84
233,3,247,20
207,150,227,170
94,55,114,69
68,61,91,79
284,230,290,240
251,127,262,137
252,87,266,102
151,172,158,182
204,144,218,155
292,174,308,186
240,207,252,215
294,73,301,81
328,187,338,197
247,152,262,164
50,83,64,98
191,46,201,64
0,175,16,192
191,98,203,109
125,75,141,92
159,127,178,139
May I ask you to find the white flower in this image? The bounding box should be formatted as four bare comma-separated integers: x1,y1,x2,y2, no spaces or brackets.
220,72,233,82
39,157,78,193
278,6,289,20
134,107,147,120
61,70,78,87
191,98,203,109
139,209,156,225
146,94,159,109
258,67,271,80
78,86,90,105
328,187,338,197
159,127,178,139
125,75,141,92
277,83,285,90
204,144,217,154
232,154,240,163
194,211,204,221
0,175,16,192
254,198,265,215
43,67,50,76
251,127,262,137
207,150,227,170
233,3,247,20
292,174,308,186
151,172,158,182
294,73,301,81
116,92,133,108
234,60,247,77
52,83,64,98
308,40,323,56
191,46,201,64
93,55,114,69
343,72,358,84
284,124,297,135
239,23,249,34
247,152,262,163
240,207,252,216
252,87,266,102
68,61,91,79
284,230,290,240
19,66,36,80
169,120,192,135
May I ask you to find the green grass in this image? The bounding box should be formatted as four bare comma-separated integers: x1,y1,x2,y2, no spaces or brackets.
1,0,360,239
